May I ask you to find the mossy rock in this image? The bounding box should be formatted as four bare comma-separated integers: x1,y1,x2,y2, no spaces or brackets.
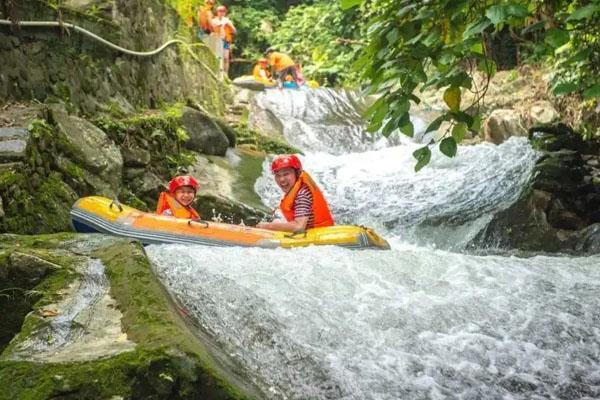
0,234,261,399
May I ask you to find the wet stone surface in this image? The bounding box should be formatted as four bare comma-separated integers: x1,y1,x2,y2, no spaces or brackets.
0,128,29,162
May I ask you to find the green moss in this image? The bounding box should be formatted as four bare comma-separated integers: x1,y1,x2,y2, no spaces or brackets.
93,241,256,399
0,236,258,399
0,172,77,234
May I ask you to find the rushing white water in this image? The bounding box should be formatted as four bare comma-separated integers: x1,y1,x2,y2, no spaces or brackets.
149,245,600,400
147,89,600,399
253,88,408,154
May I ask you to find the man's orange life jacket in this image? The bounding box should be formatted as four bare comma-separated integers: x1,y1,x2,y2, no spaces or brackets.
198,5,213,32
279,171,334,228
267,52,295,72
156,192,200,219
252,64,271,83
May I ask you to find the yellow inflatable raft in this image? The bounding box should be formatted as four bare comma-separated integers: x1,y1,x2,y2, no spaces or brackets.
232,75,320,91
71,196,390,250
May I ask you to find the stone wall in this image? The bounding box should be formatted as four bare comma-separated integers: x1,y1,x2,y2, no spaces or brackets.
0,0,227,115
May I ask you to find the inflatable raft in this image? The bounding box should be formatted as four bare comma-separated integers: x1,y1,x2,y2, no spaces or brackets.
232,75,320,91
71,196,390,250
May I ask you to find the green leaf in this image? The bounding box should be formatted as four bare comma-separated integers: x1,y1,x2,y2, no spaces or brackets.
453,111,474,127
452,122,468,143
443,86,461,112
425,114,450,134
567,4,599,21
463,19,492,38
506,3,529,18
470,114,483,132
470,42,484,55
400,121,414,137
440,137,457,157
340,0,363,10
486,5,508,25
397,4,417,18
477,58,497,77
521,21,544,35
413,145,431,172
583,84,600,100
544,28,570,48
367,102,389,132
552,82,578,96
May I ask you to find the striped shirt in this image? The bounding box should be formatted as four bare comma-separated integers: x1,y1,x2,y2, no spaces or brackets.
293,185,314,229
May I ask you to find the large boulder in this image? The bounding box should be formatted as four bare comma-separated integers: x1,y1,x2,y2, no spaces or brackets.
49,105,123,197
483,109,527,144
248,99,285,139
0,128,29,163
526,100,559,127
180,107,229,156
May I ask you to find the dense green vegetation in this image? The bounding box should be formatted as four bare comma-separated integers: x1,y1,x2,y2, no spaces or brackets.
341,0,599,169
155,0,598,169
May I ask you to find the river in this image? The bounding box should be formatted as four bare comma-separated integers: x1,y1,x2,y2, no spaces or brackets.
147,88,600,399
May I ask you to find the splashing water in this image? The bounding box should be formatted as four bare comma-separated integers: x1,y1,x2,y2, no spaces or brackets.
148,245,600,400
147,89,599,399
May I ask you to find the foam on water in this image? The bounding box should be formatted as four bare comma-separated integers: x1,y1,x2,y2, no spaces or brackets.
147,244,600,400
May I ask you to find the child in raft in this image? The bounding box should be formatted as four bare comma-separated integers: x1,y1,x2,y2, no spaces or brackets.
156,175,201,219
256,155,334,232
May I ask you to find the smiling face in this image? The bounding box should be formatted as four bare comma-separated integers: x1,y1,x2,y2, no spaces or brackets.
173,186,196,207
274,167,298,194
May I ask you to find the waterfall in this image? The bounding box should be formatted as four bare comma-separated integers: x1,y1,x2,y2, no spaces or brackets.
147,88,600,399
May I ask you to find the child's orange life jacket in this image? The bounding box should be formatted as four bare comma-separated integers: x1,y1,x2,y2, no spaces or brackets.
156,192,200,219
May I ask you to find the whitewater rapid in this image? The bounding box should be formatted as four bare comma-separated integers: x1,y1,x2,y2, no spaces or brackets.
147,88,600,399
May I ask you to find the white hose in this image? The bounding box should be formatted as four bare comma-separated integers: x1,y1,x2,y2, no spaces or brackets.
0,18,220,80
0,19,185,57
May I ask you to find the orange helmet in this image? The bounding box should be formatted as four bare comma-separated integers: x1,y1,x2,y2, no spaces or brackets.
271,155,302,173
169,176,199,193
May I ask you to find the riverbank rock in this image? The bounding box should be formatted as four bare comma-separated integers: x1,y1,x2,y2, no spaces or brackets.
181,107,230,156
49,105,123,197
484,109,527,144
0,234,260,399
470,123,600,254
526,100,559,127
0,128,29,163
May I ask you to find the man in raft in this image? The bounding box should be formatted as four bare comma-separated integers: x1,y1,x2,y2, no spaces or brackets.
264,48,302,88
257,155,334,232
156,175,201,219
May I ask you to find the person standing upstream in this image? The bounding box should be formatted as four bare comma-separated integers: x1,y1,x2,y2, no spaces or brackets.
212,5,236,76
197,0,215,39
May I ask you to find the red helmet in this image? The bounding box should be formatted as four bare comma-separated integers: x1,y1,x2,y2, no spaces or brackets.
169,176,199,193
271,154,302,173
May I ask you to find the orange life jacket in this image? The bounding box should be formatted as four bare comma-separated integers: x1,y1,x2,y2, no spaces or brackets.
252,64,271,82
198,5,213,32
267,52,295,72
213,17,235,43
156,192,200,219
279,171,334,228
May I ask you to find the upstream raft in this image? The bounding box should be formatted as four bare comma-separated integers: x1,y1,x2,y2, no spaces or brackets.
71,196,390,249
233,75,320,91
